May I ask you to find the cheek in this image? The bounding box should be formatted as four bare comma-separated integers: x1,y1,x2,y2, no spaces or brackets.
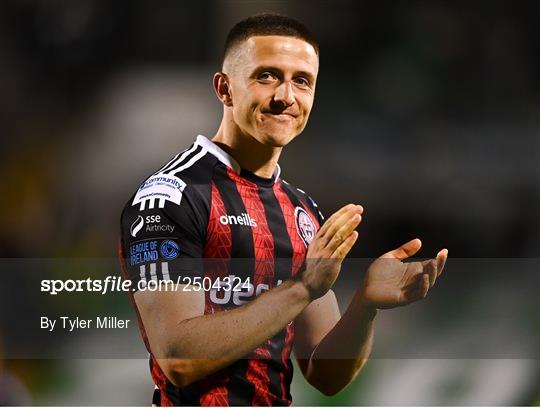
299,96,314,118
231,95,254,122
233,89,264,116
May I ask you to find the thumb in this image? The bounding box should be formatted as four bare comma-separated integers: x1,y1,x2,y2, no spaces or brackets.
380,238,422,260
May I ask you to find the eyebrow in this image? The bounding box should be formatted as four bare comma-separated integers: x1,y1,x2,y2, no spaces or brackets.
251,66,316,83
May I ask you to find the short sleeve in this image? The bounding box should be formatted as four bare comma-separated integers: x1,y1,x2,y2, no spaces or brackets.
307,195,325,228
120,185,207,291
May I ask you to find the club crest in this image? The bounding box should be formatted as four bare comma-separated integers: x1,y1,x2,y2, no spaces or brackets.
295,206,316,246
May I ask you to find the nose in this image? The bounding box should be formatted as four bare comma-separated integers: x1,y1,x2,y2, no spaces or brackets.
273,81,295,107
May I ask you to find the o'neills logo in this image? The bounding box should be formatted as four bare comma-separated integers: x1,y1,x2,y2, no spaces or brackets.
219,213,257,227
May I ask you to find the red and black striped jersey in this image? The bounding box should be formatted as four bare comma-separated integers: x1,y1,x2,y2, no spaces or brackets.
119,135,324,406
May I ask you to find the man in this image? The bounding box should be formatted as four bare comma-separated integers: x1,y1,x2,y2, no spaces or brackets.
119,13,448,406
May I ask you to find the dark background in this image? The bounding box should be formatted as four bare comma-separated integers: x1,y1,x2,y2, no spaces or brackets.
0,0,538,405
1,0,538,260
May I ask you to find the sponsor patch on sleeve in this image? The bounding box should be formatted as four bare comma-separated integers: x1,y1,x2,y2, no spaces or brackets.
132,175,187,210
129,239,180,266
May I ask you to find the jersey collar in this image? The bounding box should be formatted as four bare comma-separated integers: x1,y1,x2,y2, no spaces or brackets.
195,134,281,181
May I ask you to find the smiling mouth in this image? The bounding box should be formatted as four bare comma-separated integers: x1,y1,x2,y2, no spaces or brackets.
262,112,297,120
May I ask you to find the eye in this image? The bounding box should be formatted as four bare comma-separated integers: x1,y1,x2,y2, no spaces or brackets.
258,71,277,82
294,77,310,87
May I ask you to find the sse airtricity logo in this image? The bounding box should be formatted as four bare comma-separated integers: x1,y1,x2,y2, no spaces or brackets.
130,216,144,237
295,207,316,246
130,214,175,237
160,240,179,260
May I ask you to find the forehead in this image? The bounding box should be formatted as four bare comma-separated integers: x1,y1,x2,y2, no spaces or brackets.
238,35,319,75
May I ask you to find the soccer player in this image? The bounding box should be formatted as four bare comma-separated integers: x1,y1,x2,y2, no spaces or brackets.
119,13,448,406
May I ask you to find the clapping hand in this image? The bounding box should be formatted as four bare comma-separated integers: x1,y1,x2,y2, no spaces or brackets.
359,239,448,309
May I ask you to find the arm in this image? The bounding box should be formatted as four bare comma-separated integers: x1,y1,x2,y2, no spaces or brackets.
135,203,364,388
294,291,375,396
135,278,310,388
294,239,448,396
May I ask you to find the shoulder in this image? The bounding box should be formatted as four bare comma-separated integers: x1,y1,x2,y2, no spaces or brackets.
120,139,221,241
126,142,218,213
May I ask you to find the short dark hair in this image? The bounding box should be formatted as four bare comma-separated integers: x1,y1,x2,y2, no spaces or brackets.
223,13,319,64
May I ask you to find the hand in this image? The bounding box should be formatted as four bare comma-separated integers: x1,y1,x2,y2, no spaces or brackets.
358,239,448,309
302,204,363,300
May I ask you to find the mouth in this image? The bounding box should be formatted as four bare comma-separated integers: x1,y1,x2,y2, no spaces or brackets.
261,112,297,120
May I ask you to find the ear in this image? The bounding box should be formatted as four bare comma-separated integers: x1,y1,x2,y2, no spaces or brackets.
213,72,233,107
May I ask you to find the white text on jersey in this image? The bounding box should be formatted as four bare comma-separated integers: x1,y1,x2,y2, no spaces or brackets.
219,213,257,227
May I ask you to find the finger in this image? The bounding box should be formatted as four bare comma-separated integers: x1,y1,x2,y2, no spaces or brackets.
424,259,437,287
402,272,428,304
409,261,424,279
325,213,361,253
319,205,362,245
419,274,430,299
317,204,358,237
331,230,358,260
419,259,436,284
436,249,448,277
322,204,362,237
381,238,422,260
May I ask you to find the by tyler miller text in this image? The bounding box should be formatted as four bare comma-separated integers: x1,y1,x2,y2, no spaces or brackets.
41,316,131,332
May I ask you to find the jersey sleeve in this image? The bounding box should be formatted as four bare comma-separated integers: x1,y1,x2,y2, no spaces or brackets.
120,183,208,291
305,194,325,228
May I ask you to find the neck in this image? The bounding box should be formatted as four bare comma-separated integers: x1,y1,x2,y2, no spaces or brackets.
212,116,282,179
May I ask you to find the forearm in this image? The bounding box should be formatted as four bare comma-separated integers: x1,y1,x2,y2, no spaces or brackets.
157,279,310,386
305,291,377,395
